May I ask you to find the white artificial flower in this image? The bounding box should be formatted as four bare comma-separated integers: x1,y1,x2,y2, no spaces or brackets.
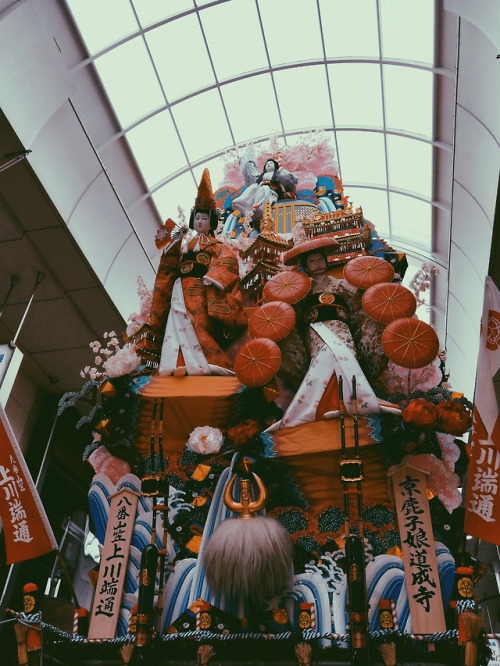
103,347,141,378
187,426,223,455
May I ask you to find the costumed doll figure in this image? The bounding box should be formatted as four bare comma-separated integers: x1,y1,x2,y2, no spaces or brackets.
232,149,298,222
268,239,396,429
148,170,246,376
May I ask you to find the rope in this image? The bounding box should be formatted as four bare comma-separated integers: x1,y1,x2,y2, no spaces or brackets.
36,623,461,645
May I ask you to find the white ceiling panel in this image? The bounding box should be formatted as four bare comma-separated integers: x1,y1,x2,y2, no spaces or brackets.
153,171,198,221
171,90,233,163
274,66,332,131
383,65,433,137
329,63,384,128
336,131,387,186
380,0,435,63
126,111,187,188
387,135,433,199
94,39,164,127
201,0,267,81
132,0,193,28
221,75,281,145
260,0,323,67
145,15,216,101
320,0,380,58
67,0,138,54
389,193,432,252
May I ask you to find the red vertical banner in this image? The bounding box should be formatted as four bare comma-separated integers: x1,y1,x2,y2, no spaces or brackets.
464,277,500,543
0,406,57,563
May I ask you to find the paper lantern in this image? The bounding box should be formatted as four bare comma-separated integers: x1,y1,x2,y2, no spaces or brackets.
248,301,296,342
343,256,395,289
362,282,417,323
263,271,311,305
234,338,281,388
381,318,439,369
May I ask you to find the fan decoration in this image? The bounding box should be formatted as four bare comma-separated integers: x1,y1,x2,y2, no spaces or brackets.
262,270,311,305
343,255,395,289
362,282,417,324
234,337,282,387
381,317,440,369
283,236,339,266
248,301,296,342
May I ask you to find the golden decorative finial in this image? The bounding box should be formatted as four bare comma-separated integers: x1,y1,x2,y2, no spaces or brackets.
260,201,275,235
223,472,268,518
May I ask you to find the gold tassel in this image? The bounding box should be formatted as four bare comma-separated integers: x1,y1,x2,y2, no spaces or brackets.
119,643,135,665
197,644,215,664
13,622,29,666
461,610,483,666
378,641,397,666
294,641,312,665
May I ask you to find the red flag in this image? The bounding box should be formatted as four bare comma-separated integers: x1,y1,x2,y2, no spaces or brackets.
0,406,57,563
464,276,500,543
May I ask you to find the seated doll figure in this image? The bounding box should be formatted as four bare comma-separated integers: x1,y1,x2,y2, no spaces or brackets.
232,156,297,222
269,241,392,429
145,169,246,376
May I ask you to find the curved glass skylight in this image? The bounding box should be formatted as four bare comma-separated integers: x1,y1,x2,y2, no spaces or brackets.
67,0,440,261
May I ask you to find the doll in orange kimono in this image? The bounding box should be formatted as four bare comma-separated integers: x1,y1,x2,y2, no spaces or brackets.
148,169,246,376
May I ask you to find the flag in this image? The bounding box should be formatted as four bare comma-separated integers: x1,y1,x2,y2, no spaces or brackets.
464,276,500,543
0,405,57,563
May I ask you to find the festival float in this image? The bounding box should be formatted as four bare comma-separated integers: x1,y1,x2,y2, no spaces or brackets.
7,136,489,666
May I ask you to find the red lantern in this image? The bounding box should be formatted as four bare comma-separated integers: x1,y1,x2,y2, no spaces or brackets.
381,318,439,369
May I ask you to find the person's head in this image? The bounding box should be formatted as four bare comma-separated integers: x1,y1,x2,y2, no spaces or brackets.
263,158,279,172
189,208,219,235
302,250,328,277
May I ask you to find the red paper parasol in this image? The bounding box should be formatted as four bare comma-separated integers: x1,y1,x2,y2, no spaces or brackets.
381,317,439,369
362,282,417,324
343,255,395,289
248,301,296,342
263,271,311,305
234,338,282,388
283,236,340,266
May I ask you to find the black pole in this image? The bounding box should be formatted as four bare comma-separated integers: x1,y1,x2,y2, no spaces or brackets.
339,376,371,665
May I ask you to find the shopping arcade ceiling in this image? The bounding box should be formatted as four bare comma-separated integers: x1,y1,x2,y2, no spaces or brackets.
66,0,448,283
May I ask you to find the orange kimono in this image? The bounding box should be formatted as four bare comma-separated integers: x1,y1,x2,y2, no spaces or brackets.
153,234,245,375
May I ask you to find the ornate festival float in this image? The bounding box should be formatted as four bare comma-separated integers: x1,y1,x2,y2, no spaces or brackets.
8,136,493,666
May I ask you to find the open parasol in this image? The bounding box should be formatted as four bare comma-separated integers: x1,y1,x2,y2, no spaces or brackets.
343,255,395,289
381,317,439,369
234,338,282,388
362,282,417,324
248,301,296,342
263,270,311,305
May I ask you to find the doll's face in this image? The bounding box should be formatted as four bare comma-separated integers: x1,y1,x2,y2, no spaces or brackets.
305,252,327,277
264,159,276,171
193,211,211,234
